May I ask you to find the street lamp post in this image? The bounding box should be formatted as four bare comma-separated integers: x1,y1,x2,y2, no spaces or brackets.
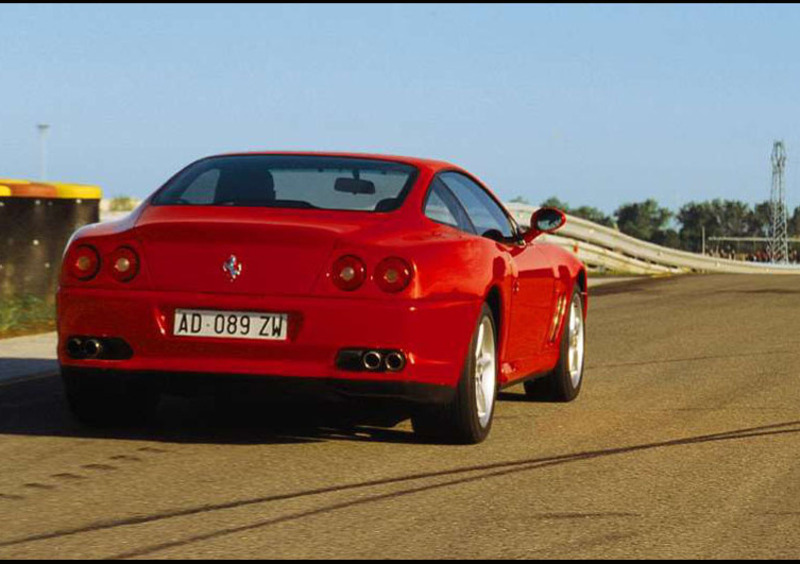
37,124,50,181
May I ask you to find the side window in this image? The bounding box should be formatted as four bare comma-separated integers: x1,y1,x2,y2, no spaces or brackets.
424,178,475,233
440,172,515,239
179,169,220,204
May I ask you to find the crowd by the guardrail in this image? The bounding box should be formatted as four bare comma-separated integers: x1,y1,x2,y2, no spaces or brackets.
705,247,800,264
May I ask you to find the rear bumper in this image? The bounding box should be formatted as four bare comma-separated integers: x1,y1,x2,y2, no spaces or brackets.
60,366,457,404
57,288,481,391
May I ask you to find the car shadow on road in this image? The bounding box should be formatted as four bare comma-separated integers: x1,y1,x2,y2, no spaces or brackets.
0,359,567,447
497,390,552,403
0,368,437,446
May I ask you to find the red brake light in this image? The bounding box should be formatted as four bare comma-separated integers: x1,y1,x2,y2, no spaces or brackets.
331,255,366,291
109,247,140,282
67,245,100,281
374,257,413,293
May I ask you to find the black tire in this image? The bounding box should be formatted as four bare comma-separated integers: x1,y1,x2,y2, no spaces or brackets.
412,304,498,445
62,370,160,427
524,288,585,403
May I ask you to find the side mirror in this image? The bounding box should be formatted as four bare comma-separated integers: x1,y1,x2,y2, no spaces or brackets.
524,207,566,243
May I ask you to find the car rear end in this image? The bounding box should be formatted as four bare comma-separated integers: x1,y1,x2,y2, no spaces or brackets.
57,155,480,406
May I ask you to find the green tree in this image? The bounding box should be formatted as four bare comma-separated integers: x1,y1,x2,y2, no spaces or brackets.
109,196,137,212
614,199,673,242
678,201,719,252
676,199,769,252
540,196,570,211
569,206,614,228
789,206,800,237
719,200,751,237
539,197,613,227
651,228,681,249
749,201,772,237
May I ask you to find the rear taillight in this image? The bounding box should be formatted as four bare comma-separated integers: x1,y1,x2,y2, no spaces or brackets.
374,257,413,293
109,247,140,282
331,255,366,291
67,245,100,281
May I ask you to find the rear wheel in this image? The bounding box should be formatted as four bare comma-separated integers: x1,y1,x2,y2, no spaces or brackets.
524,288,585,402
412,304,498,444
62,370,160,427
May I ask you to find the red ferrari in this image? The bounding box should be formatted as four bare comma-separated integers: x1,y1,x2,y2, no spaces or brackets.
58,153,587,444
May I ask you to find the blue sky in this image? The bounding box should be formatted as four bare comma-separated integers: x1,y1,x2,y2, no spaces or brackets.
2,3,800,213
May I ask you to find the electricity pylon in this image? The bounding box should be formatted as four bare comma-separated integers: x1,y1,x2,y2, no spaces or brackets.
769,141,789,264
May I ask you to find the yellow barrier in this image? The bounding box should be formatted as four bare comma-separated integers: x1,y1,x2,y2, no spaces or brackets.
0,179,102,199
9,183,57,198
50,183,103,200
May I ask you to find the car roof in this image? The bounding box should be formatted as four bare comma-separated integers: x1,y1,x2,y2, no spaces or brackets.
212,151,462,174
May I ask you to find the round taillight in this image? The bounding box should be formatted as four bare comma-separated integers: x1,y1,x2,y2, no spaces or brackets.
110,247,139,282
68,245,100,281
331,255,366,291
374,257,413,293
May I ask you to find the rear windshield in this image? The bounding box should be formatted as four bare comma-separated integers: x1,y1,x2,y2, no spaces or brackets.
152,155,418,212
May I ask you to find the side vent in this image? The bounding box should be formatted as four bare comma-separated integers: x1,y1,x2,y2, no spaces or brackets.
548,295,568,343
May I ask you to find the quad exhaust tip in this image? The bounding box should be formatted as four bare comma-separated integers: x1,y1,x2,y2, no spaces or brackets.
66,338,84,358
385,351,406,372
362,351,383,371
82,338,103,359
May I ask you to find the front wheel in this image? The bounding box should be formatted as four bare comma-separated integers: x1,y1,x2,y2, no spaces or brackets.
524,288,586,402
412,304,498,444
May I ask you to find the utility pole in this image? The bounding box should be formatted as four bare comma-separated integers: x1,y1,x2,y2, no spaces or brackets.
702,225,706,256
37,123,50,181
769,141,789,264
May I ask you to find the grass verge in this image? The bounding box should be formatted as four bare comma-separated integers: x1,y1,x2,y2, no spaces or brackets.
0,295,56,339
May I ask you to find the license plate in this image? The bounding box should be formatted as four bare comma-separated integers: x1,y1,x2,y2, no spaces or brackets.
173,309,289,341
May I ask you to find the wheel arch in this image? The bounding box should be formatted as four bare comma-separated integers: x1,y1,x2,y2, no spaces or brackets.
575,266,588,314
560,260,588,316
484,285,505,357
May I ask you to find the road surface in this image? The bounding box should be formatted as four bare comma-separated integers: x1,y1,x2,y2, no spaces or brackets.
0,274,799,558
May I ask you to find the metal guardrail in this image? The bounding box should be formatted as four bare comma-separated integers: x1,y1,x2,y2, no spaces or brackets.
541,234,680,275
506,203,800,275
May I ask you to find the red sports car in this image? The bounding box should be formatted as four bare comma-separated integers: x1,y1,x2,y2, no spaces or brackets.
58,153,587,444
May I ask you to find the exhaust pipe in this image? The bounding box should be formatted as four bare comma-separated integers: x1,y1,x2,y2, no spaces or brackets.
385,351,406,372
362,351,383,371
82,338,103,359
66,338,83,358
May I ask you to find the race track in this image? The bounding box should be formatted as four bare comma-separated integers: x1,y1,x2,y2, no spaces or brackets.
1,274,799,559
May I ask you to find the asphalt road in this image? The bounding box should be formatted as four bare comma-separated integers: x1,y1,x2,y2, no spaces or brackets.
1,274,799,559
